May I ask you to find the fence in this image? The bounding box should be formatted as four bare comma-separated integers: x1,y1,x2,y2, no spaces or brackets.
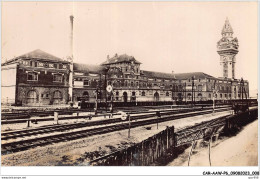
89,126,175,166
88,108,258,166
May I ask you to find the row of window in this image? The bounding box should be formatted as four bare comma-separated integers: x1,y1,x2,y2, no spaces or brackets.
22,60,68,69
113,91,171,97
27,72,63,82
27,90,63,103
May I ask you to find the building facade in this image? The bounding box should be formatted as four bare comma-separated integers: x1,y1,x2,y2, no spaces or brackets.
1,49,70,106
1,19,249,106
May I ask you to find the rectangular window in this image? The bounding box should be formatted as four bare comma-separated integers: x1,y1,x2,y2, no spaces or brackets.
84,80,89,86
27,72,38,81
38,62,44,67
53,74,63,82
23,60,30,66
49,63,54,68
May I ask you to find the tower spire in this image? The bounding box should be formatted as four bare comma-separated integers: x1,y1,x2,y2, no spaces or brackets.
221,17,233,37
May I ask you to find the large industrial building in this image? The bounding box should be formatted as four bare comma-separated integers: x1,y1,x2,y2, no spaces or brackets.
1,18,249,106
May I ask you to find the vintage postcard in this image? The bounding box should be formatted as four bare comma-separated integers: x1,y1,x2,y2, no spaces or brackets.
1,1,258,178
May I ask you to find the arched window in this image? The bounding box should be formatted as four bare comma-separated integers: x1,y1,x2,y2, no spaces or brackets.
198,93,202,100
141,91,145,96
83,91,89,101
27,90,37,104
198,85,202,91
154,92,159,101
187,93,191,99
166,91,169,96
53,90,62,104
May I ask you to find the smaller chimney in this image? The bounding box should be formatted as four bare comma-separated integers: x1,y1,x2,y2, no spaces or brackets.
172,70,175,78
115,53,118,57
107,55,110,60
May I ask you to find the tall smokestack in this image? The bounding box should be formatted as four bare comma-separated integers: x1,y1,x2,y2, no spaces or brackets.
68,15,74,104
70,15,74,60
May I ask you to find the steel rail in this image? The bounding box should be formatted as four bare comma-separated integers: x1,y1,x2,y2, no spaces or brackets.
1,108,230,155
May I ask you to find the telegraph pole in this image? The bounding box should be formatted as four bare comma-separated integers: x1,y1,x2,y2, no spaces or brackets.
95,88,98,115
105,71,107,111
185,82,187,104
68,15,74,105
191,76,194,106
212,80,218,113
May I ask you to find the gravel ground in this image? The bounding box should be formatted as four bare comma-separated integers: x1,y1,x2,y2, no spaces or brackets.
1,110,232,166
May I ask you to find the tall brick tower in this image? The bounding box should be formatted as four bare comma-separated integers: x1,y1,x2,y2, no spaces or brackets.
217,18,239,79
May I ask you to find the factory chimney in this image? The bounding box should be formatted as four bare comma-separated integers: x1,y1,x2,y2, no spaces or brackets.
68,15,74,104
69,15,74,59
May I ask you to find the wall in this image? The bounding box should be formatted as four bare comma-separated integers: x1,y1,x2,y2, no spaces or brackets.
17,86,68,106
1,64,17,105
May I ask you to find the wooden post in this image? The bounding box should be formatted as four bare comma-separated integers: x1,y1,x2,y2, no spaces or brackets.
128,114,131,138
208,136,212,166
173,126,176,148
166,126,169,149
27,119,30,127
141,141,144,166
54,112,59,124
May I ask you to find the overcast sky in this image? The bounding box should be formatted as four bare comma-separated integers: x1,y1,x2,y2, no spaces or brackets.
2,2,258,90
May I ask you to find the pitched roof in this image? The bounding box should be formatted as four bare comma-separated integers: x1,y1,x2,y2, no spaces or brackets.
174,72,216,80
222,18,233,35
2,49,68,66
142,70,176,79
73,63,104,73
101,54,141,65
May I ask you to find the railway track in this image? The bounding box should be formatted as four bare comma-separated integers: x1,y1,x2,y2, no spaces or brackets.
1,106,228,140
1,107,231,155
1,105,227,124
1,103,230,120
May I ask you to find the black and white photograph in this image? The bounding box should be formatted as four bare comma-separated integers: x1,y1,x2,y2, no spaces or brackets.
0,1,258,178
